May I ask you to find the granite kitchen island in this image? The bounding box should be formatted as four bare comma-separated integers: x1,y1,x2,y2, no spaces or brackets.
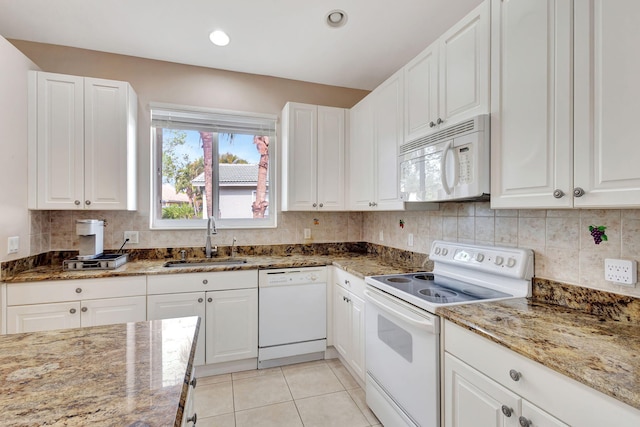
0,316,200,426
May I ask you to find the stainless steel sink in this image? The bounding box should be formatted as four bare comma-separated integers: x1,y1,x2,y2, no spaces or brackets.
163,258,248,268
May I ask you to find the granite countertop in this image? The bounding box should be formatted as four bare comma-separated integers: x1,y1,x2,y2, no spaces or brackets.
3,252,423,283
0,316,200,426
438,297,640,411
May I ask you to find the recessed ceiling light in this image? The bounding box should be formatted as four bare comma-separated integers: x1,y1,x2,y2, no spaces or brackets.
325,10,347,28
209,30,230,46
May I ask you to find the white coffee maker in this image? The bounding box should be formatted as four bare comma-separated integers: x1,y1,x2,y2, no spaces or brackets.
76,219,104,260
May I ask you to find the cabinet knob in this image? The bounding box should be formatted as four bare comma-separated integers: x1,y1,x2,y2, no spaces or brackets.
81,307,88,312
186,413,197,425
85,200,91,205
437,117,444,125
344,279,350,286
501,405,513,417
208,297,213,303
519,416,532,427
198,298,203,303
313,203,317,207
70,308,77,314
76,288,82,294
202,279,208,285
319,203,324,208
573,187,585,197
74,200,81,206
553,189,564,198
429,121,436,128
190,377,197,388
509,369,521,381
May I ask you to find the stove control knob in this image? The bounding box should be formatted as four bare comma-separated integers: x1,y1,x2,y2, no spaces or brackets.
475,253,485,262
442,248,449,256
507,258,517,268
434,247,441,255
495,256,504,266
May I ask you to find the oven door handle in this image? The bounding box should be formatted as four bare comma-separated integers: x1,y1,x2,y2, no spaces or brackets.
364,289,438,334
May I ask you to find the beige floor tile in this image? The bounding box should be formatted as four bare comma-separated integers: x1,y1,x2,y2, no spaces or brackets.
283,363,345,399
233,373,293,411
329,363,360,390
198,373,232,385
195,412,236,427
235,401,303,427
295,391,370,427
194,381,234,418
280,359,328,373
232,366,282,381
325,358,343,369
347,387,381,425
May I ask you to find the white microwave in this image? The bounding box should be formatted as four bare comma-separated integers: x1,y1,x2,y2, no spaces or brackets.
399,115,490,203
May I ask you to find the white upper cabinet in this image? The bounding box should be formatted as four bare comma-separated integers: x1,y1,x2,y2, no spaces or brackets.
490,0,573,209
281,102,346,211
573,0,640,208
404,0,490,142
29,71,137,210
348,70,404,211
492,0,640,209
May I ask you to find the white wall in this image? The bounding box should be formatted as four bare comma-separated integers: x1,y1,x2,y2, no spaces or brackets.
0,36,39,261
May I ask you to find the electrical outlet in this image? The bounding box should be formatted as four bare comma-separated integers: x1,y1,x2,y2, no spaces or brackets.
123,231,139,244
604,258,637,286
303,228,311,239
408,233,414,247
7,236,19,254
379,230,384,242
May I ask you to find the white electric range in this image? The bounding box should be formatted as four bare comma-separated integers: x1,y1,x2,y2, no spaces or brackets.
364,240,534,427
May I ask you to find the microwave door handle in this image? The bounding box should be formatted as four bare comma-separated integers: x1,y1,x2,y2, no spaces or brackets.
440,140,457,195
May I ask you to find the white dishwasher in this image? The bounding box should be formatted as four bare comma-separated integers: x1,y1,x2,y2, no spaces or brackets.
258,267,327,369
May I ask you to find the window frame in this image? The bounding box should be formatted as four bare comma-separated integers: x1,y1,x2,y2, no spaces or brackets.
149,102,278,230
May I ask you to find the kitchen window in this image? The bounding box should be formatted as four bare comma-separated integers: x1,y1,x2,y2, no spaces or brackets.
150,103,277,229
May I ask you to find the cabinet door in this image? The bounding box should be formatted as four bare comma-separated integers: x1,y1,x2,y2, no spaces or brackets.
373,70,404,210
348,97,375,209
574,0,640,207
84,78,136,210
205,288,257,364
348,293,365,381
439,0,490,126
521,401,569,427
444,353,520,427
148,292,207,366
404,42,439,142
490,0,573,209
317,106,346,210
281,102,318,211
81,296,146,328
333,284,351,358
7,302,81,333
35,72,84,209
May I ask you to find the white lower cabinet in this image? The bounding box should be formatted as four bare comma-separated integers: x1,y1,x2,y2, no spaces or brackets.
444,320,640,427
332,268,365,381
6,277,146,333
147,270,258,368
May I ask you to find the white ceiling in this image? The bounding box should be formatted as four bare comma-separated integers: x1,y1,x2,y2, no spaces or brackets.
0,0,483,90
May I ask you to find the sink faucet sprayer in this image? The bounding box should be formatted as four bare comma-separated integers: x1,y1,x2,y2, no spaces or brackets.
205,217,217,258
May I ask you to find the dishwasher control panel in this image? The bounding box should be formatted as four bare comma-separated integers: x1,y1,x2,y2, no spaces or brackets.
259,266,327,286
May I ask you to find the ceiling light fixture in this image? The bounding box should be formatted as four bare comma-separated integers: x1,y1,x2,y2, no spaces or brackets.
209,30,230,46
325,10,348,28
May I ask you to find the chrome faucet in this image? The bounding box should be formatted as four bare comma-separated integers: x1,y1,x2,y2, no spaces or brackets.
205,217,217,258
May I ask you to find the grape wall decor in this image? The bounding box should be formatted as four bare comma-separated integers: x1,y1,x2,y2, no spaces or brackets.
589,225,608,244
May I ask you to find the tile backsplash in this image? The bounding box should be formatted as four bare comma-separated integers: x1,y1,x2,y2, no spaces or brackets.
29,202,640,298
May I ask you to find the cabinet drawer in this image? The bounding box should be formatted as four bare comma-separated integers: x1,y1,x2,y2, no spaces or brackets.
6,276,146,305
333,267,365,298
444,320,640,427
147,270,258,294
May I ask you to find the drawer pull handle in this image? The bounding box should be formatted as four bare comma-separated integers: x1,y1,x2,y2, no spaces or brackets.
202,279,208,285
509,369,521,381
519,416,532,427
501,405,513,417
186,413,197,424
75,288,82,294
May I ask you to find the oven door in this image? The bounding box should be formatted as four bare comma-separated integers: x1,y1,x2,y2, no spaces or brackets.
364,286,440,427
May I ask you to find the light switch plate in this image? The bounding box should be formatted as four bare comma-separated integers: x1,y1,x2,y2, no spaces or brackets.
124,231,139,244
303,228,311,239
408,233,414,247
8,236,19,254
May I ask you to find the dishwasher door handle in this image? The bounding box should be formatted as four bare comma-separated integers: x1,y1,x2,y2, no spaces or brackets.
364,289,438,334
